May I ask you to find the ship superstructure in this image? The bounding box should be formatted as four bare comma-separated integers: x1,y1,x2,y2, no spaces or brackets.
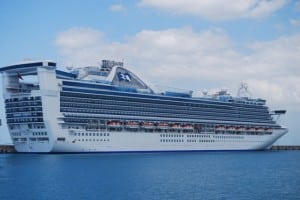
0,60,287,152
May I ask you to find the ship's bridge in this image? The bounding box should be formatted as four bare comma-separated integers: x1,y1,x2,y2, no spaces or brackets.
0,61,56,75
0,61,78,80
0,61,78,97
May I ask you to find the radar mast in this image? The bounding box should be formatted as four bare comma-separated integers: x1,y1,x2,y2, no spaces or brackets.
238,82,252,98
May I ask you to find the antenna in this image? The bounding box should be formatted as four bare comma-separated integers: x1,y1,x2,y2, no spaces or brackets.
238,82,251,97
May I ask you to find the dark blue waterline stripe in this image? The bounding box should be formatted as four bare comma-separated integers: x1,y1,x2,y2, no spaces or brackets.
17,149,264,154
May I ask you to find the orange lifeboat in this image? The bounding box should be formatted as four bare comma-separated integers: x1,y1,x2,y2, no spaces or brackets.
126,121,140,128
107,120,122,128
157,122,169,129
255,127,263,132
226,126,235,131
182,124,194,130
142,122,155,129
237,126,245,131
170,123,181,130
264,127,273,132
258,127,265,132
216,125,225,131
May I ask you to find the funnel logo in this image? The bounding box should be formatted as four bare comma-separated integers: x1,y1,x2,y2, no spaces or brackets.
118,72,131,82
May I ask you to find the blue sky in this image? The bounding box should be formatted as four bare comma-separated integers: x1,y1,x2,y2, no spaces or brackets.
0,0,300,145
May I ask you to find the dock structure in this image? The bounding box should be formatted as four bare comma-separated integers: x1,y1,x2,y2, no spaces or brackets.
0,145,16,153
271,146,300,150
0,145,299,153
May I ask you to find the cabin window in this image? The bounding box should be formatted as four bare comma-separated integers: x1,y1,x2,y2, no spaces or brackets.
57,137,65,142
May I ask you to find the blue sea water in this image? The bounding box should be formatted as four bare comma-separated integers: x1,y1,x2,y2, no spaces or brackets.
0,151,300,200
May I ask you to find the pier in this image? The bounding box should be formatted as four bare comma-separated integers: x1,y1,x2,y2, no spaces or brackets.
270,146,300,150
0,145,16,153
0,145,299,153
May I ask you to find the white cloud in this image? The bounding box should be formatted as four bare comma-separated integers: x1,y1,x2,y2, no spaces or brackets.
290,18,300,27
55,27,108,66
296,1,300,10
246,0,288,19
56,27,105,49
138,0,288,21
55,27,300,110
109,4,126,12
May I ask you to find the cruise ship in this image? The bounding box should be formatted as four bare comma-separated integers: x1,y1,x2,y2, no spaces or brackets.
0,60,287,153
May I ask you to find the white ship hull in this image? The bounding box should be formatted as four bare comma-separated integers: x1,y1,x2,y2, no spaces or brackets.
12,128,287,153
